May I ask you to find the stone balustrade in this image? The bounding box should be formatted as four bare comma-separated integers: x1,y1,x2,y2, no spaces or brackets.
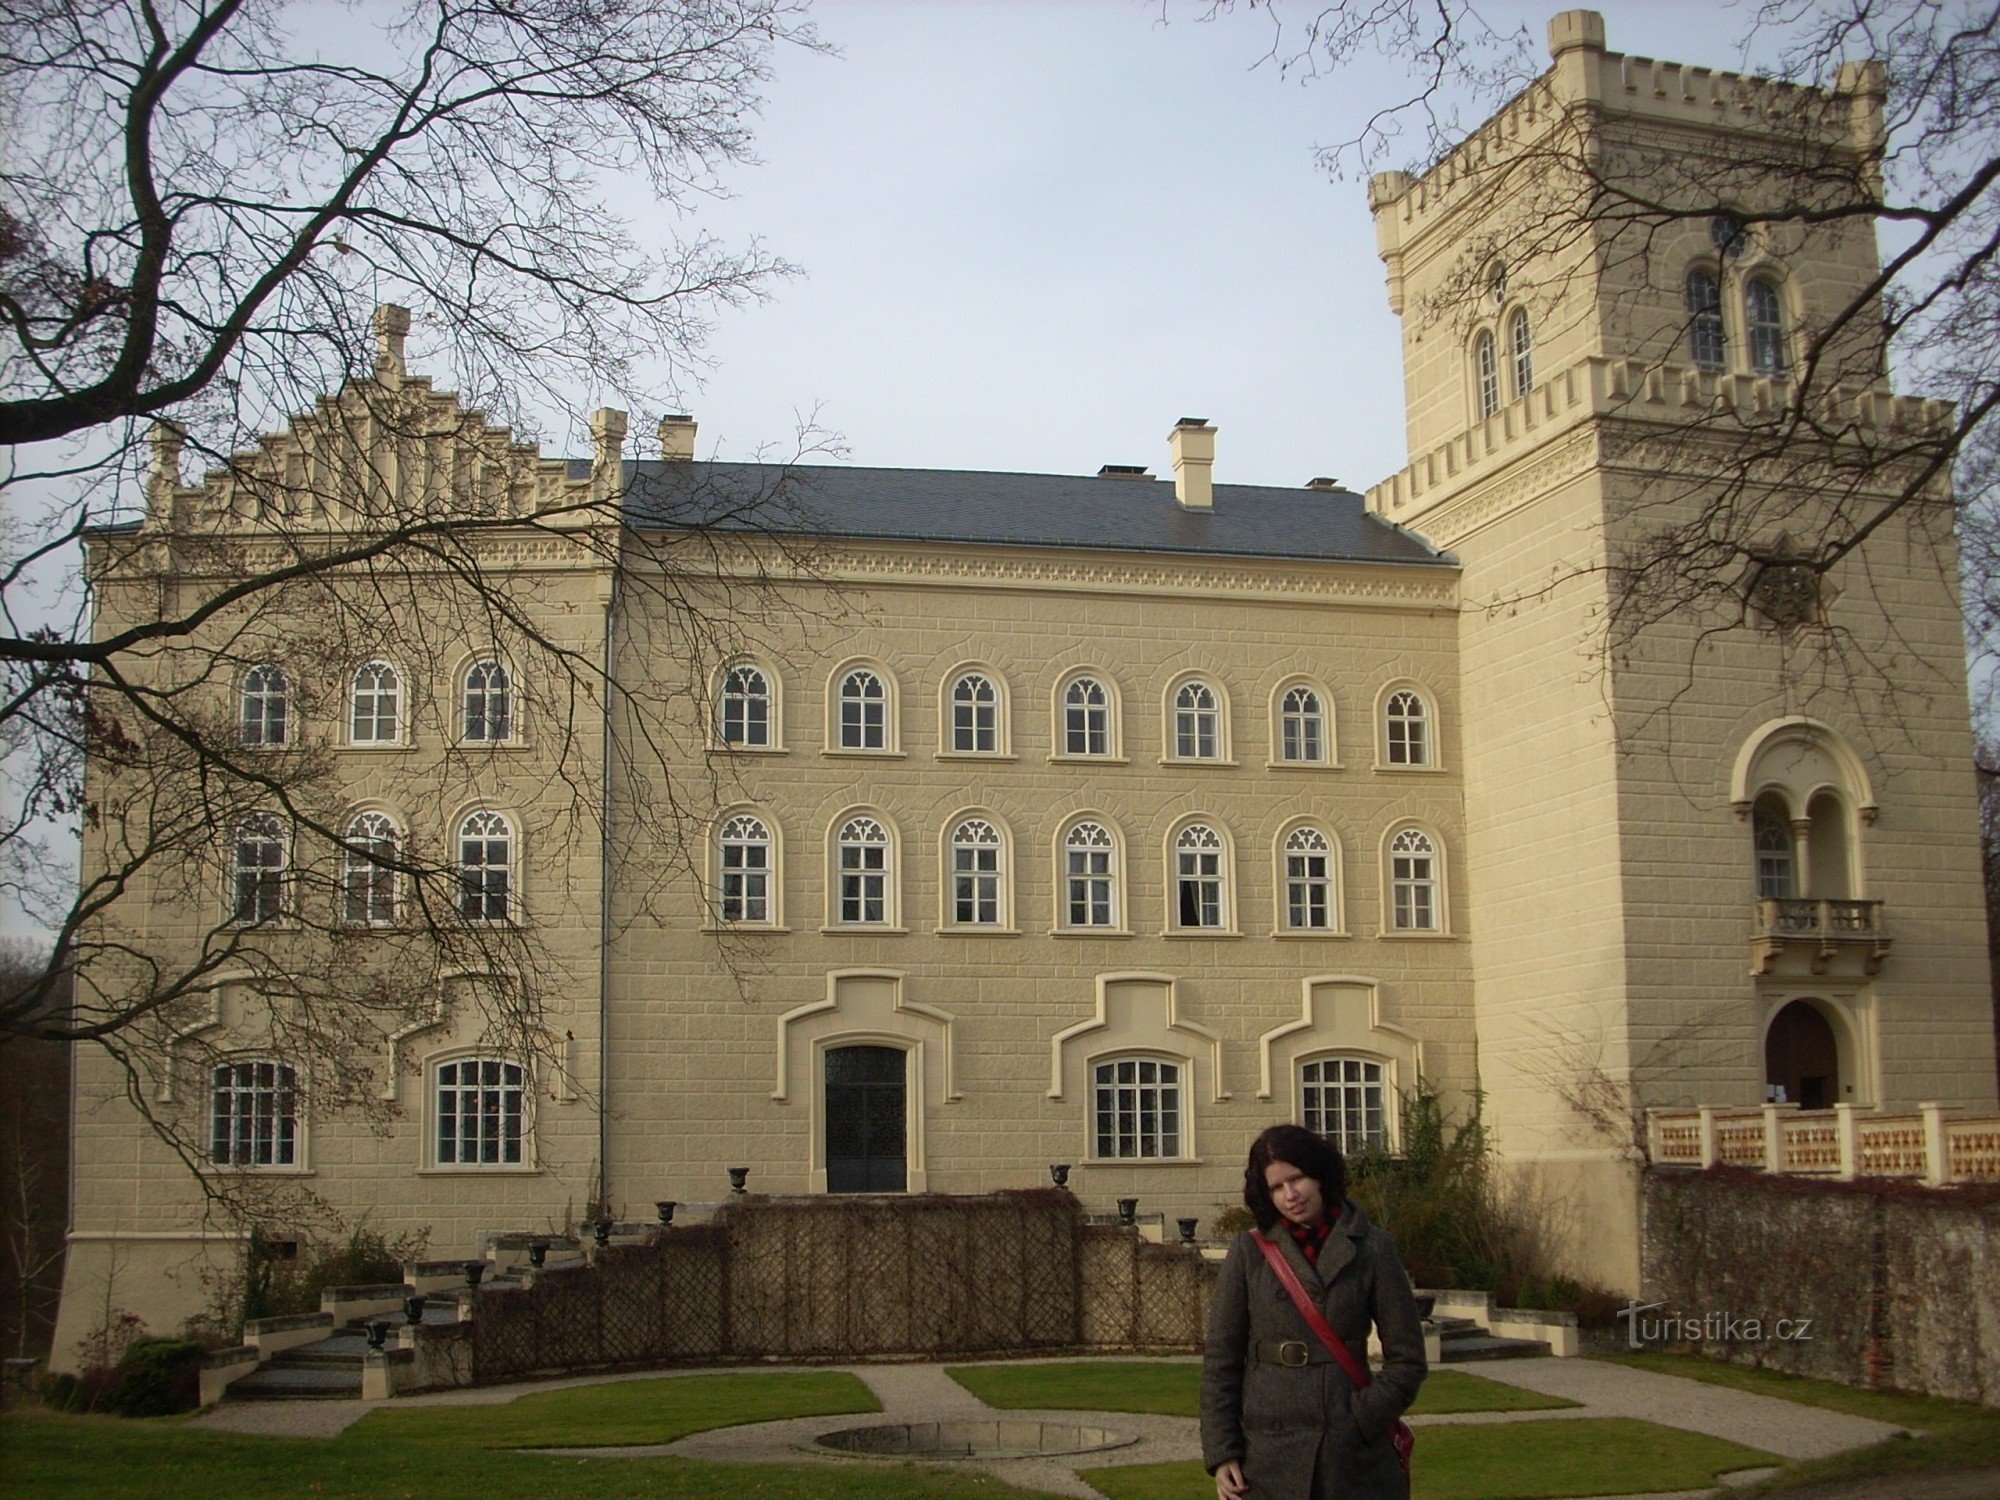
1648,1102,2000,1185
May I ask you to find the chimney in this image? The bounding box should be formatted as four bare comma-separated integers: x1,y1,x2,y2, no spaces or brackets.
658,413,697,462
1168,417,1215,510
1097,464,1152,480
372,304,410,384
590,407,628,503
1305,476,1342,492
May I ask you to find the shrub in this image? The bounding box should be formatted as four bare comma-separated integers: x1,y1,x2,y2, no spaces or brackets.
41,1336,202,1416
241,1223,428,1323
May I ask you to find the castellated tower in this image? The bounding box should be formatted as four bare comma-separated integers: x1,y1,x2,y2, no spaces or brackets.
1367,9,1995,1288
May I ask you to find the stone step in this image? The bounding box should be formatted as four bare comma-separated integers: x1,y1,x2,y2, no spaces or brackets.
1429,1316,1482,1335
227,1364,364,1399
1437,1332,1551,1362
270,1334,369,1364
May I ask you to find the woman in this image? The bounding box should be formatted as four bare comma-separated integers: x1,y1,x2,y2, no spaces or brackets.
1200,1124,1427,1500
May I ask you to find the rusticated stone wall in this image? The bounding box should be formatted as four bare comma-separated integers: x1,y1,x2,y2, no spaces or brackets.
1643,1168,2000,1406
451,1192,1216,1389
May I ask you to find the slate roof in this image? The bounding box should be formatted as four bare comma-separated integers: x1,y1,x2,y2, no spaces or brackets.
606,460,1449,567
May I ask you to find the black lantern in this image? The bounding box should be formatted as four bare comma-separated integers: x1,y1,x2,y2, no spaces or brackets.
1117,1197,1138,1227
366,1320,391,1350
727,1166,749,1194
463,1259,485,1288
1049,1163,1071,1189
1178,1217,1199,1245
593,1218,612,1246
527,1241,548,1268
656,1200,678,1225
403,1294,427,1325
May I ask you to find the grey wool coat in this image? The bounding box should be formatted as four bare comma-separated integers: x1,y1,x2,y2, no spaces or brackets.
1200,1200,1427,1500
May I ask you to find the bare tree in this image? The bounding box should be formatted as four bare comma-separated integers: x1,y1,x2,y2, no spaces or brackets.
1205,1,1996,694
0,1,828,1215
0,941,68,1358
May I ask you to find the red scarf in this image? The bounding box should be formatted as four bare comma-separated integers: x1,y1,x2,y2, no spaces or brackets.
1283,1212,1333,1267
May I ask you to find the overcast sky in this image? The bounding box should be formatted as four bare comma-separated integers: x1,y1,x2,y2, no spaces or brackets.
657,1,1753,493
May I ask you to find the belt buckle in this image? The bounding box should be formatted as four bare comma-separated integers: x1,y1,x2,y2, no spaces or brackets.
1278,1340,1310,1368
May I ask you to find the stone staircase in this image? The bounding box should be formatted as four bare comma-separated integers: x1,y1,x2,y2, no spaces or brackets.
1431,1311,1551,1362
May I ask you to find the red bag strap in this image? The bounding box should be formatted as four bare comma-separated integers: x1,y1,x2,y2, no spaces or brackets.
1250,1229,1372,1392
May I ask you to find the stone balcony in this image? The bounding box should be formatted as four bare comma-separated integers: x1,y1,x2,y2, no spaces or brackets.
1750,897,1890,977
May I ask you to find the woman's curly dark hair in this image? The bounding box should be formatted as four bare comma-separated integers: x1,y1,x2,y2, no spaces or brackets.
1242,1124,1347,1232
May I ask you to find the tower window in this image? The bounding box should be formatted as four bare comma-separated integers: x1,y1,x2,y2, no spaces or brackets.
1747,279,1788,376
1507,310,1533,400
1686,270,1725,371
1473,332,1499,419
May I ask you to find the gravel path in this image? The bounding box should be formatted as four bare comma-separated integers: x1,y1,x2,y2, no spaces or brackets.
188,1353,1920,1499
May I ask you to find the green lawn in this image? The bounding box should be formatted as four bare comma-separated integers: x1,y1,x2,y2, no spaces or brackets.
1597,1353,2000,1495
353,1369,874,1448
1081,1416,1778,1500
945,1361,1574,1418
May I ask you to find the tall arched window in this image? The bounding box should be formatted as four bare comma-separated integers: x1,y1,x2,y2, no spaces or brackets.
350,660,401,744
1173,680,1221,760
1507,309,1533,399
1384,689,1430,766
720,664,771,747
342,811,399,926
240,665,289,747
1093,1057,1181,1159
949,817,1003,926
435,1057,525,1166
458,810,512,922
1473,331,1499,418
1062,676,1111,757
1283,825,1335,931
950,672,998,753
462,659,511,742
232,813,287,924
1301,1056,1387,1153
836,816,890,924
1747,278,1788,376
1063,820,1118,928
211,1060,298,1167
1173,823,1226,929
1753,800,1796,900
838,669,887,750
1388,827,1439,931
718,813,772,923
1686,269,1725,370
1278,685,1326,764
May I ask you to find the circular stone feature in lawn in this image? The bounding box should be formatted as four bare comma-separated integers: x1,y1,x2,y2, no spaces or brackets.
812,1419,1136,1460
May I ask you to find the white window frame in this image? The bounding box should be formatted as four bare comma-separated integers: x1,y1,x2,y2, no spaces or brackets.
1753,799,1797,901
828,811,899,929
829,662,898,755
431,1054,529,1169
349,659,402,746
716,811,779,926
1473,330,1499,419
1377,684,1438,770
341,810,400,927
942,813,1011,931
457,809,514,924
1166,676,1230,763
1054,672,1121,760
210,1058,301,1169
717,660,780,750
1166,819,1235,934
1384,824,1445,934
460,658,513,744
1746,276,1789,377
1299,1054,1391,1155
1507,308,1533,400
1057,817,1123,932
941,666,1010,757
1276,821,1342,935
231,812,287,925
1090,1054,1185,1161
239,664,290,748
1271,679,1334,766
1686,267,1726,371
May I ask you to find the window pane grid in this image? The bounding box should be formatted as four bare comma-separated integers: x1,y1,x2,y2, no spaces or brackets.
839,671,886,749
458,812,511,922
1686,270,1725,370
951,819,1001,924
719,814,770,921
1302,1057,1387,1154
951,674,998,752
1475,333,1499,418
233,814,285,924
1063,678,1109,755
1385,691,1428,765
838,817,889,923
1093,1058,1181,1158
435,1058,524,1166
721,666,770,746
1389,829,1437,930
350,661,400,743
211,1061,298,1167
1280,687,1322,762
1064,822,1116,926
463,661,511,742
342,812,398,925
240,666,288,747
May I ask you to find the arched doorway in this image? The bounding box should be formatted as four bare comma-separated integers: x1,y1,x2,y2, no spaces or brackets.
824,1044,907,1193
1765,1000,1840,1109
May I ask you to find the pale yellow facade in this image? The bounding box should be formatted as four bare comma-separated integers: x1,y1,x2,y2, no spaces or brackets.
52,9,1998,1361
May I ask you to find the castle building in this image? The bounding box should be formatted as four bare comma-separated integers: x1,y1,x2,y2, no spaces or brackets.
52,11,1996,1358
